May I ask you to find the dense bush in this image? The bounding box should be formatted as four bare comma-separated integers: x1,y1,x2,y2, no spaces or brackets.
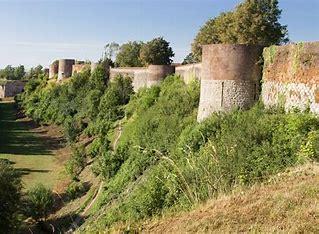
0,159,23,232
24,184,54,221
65,181,87,200
65,145,87,180
83,94,319,231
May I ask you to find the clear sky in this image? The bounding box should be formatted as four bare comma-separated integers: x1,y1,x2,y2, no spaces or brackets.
0,0,318,68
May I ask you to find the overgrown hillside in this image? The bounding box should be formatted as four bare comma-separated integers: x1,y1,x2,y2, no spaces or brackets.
17,68,319,232
138,163,319,233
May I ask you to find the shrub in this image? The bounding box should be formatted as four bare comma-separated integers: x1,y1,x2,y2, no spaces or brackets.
25,184,54,221
84,100,319,230
0,159,23,232
65,182,87,200
192,0,288,61
65,145,87,180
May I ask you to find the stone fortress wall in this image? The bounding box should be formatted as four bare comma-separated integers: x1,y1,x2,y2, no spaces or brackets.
175,63,202,84
109,65,175,92
0,80,26,98
72,63,90,76
46,41,319,121
261,42,319,114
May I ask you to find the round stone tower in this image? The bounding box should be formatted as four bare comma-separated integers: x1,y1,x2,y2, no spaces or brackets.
58,59,75,81
197,44,263,121
147,65,175,87
49,62,59,79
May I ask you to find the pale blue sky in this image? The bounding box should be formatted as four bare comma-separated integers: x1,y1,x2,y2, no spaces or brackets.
0,0,318,68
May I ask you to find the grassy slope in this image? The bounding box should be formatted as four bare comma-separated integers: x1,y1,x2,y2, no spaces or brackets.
134,163,319,233
0,99,66,189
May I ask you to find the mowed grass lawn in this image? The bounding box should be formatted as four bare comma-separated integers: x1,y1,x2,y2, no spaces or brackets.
0,99,60,190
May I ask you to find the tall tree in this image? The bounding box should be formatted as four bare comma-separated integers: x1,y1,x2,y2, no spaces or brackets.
192,0,288,61
103,42,120,62
115,41,144,67
140,37,174,65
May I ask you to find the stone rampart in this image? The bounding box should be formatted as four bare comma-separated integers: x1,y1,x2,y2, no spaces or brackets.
110,65,174,92
197,44,263,121
261,42,319,114
72,64,90,75
175,63,202,84
0,80,26,98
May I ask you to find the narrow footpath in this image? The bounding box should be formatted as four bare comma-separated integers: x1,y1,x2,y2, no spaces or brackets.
0,99,64,189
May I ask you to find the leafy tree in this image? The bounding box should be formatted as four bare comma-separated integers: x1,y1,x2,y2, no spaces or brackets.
140,37,174,65
0,159,23,232
115,41,144,67
0,65,25,80
182,53,197,65
103,42,120,62
14,65,26,79
25,65,45,80
25,184,54,221
192,0,288,61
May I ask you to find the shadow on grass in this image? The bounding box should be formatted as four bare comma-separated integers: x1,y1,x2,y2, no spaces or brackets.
0,101,64,155
17,168,51,175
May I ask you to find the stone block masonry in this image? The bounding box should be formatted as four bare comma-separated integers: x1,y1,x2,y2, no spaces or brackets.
261,42,319,114
197,44,263,121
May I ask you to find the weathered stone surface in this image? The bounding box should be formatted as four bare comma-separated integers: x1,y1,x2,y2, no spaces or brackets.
72,64,90,75
197,44,263,121
262,42,319,114
49,62,58,79
58,59,75,81
109,65,174,91
263,42,319,84
175,63,202,84
0,80,26,98
133,70,148,92
262,81,319,114
198,80,257,121
110,67,146,81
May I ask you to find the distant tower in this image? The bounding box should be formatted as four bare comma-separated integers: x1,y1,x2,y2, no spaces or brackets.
49,61,59,79
197,44,263,121
58,59,75,81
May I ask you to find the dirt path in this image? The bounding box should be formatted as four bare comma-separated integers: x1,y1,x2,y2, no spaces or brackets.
66,123,124,232
0,99,65,189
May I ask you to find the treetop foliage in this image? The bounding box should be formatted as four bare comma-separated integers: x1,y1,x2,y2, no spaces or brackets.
0,65,25,80
192,0,288,61
140,37,175,65
115,41,144,67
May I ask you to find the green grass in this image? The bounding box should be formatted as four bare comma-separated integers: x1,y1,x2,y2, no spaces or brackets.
0,100,59,189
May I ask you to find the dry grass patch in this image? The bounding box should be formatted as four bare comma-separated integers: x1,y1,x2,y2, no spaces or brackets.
134,163,319,233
